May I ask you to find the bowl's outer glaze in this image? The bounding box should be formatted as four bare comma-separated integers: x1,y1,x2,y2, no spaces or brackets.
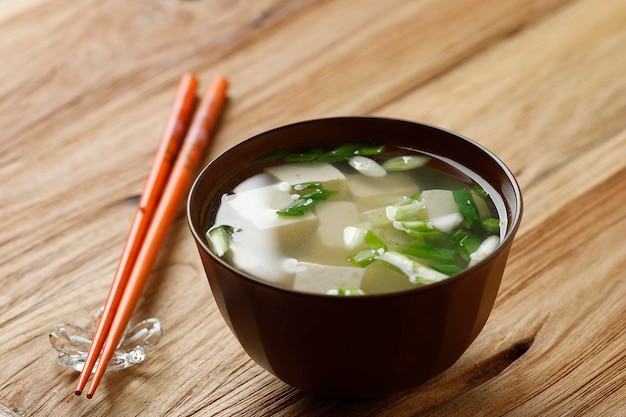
188,117,523,399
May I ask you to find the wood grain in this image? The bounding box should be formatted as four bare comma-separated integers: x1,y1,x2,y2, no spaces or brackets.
0,0,624,415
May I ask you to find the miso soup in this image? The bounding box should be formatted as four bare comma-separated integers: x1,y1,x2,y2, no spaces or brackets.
205,143,505,295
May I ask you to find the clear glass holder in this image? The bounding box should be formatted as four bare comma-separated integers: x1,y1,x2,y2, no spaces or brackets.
49,308,163,373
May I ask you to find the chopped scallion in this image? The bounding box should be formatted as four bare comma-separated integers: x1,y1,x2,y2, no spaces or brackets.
327,287,366,296
482,218,501,233
348,249,379,267
473,183,488,199
456,233,483,261
431,264,464,276
318,143,366,162
377,251,447,285
381,155,429,171
292,182,323,191
385,199,425,221
364,230,387,251
343,226,369,250
468,235,500,267
400,245,458,264
277,184,338,216
284,148,326,162
254,150,289,164
393,220,434,233
205,225,236,257
415,230,456,246
453,188,482,227
348,156,387,177
357,145,386,155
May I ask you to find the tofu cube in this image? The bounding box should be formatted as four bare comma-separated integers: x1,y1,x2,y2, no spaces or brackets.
313,201,360,249
222,183,317,248
345,172,419,210
228,239,297,287
265,162,348,198
293,261,365,294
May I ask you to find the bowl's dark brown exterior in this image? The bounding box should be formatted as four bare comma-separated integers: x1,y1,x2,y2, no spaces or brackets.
188,117,522,399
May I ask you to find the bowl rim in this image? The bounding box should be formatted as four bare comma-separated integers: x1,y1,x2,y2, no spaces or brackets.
187,116,523,300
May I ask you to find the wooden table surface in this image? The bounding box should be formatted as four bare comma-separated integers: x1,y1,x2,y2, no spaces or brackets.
1,0,624,416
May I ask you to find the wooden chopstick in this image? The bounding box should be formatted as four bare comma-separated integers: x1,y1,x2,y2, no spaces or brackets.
84,76,228,399
75,73,198,396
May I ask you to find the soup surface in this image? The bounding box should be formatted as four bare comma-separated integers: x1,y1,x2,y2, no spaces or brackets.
205,143,504,295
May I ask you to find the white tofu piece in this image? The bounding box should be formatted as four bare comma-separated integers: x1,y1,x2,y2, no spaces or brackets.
222,183,317,248
345,172,419,210
421,189,490,219
293,261,365,294
233,172,274,193
265,162,348,198
228,237,298,286
214,204,298,286
313,201,360,249
215,183,317,287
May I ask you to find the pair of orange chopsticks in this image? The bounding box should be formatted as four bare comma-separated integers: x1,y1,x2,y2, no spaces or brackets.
75,73,228,399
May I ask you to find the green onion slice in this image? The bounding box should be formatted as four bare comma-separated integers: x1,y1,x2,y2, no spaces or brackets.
254,150,289,164
364,230,387,251
291,182,323,191
482,218,501,233
400,245,458,264
317,143,368,162
453,188,482,227
357,145,386,156
205,225,236,257
456,233,483,261
327,287,366,296
284,148,326,162
348,249,379,267
473,183,488,199
431,264,464,276
277,184,338,216
381,155,429,171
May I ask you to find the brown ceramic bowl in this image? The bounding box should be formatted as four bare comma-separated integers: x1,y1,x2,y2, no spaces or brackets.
187,117,522,399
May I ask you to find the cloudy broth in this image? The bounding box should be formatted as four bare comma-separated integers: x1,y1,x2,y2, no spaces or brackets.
205,144,505,295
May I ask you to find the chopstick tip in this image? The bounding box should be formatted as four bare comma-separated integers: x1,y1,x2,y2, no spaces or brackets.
75,376,89,396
